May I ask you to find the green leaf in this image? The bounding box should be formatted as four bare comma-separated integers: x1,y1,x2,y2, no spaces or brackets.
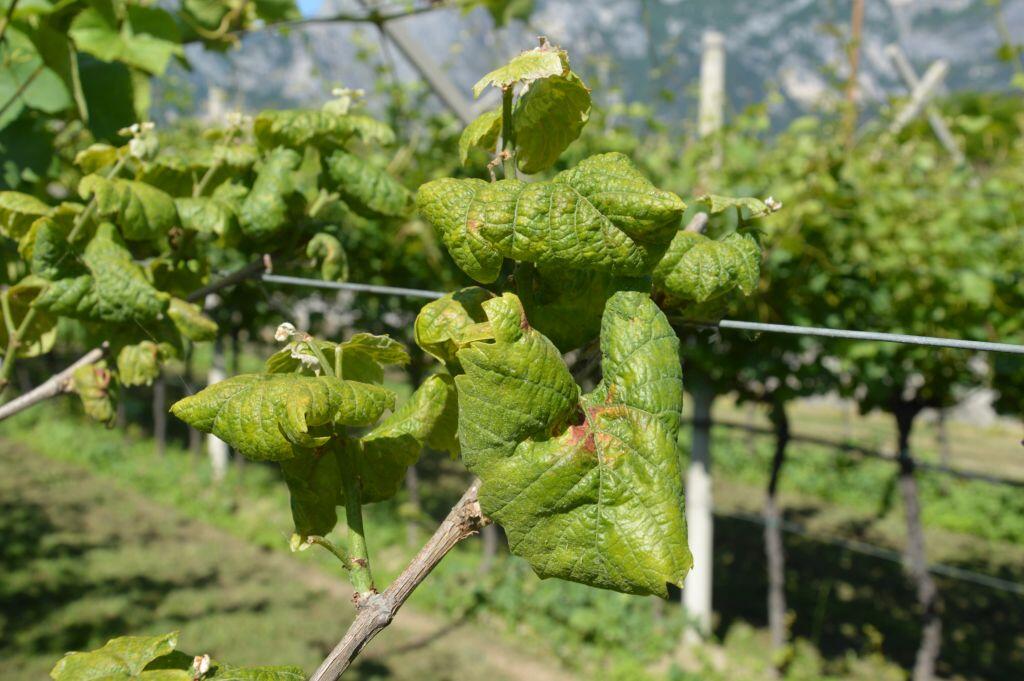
306,232,348,282
34,222,170,323
253,110,394,150
513,71,590,173
417,153,685,283
0,191,50,238
251,0,301,24
79,175,178,241
653,231,761,305
70,361,116,426
455,291,690,596
69,6,183,76
26,211,85,280
696,194,778,219
473,45,568,97
75,143,122,174
0,27,71,129
265,333,408,384
359,373,460,499
514,263,647,352
117,340,172,387
167,297,218,342
51,632,181,680
174,196,238,237
170,374,395,461
326,151,410,218
280,447,343,538
238,147,301,241
0,276,57,358
459,108,502,165
413,287,495,366
208,665,305,681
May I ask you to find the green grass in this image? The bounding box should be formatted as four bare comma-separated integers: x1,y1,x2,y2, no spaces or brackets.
3,402,1023,680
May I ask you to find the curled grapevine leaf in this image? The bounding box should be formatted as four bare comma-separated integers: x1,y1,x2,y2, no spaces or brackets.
117,340,174,387
514,263,646,352
281,446,344,539
325,151,411,218
253,110,395,150
167,297,218,342
697,194,780,219
359,373,461,500
79,175,178,242
265,333,409,384
306,233,349,282
72,361,117,426
513,70,591,174
173,196,238,237
238,147,301,241
653,231,761,306
170,374,395,461
417,153,686,283
0,276,58,358
0,191,50,238
25,208,86,280
50,631,304,681
455,291,691,596
459,108,502,166
74,143,122,174
34,223,170,324
473,43,568,97
413,287,495,366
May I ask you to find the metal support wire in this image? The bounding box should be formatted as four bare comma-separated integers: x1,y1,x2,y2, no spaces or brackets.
719,509,1024,597
258,274,1024,356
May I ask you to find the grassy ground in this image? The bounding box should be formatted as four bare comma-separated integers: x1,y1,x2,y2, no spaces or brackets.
2,394,1023,679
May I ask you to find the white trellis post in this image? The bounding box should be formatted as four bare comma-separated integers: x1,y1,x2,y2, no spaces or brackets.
885,45,965,165
204,294,229,482
682,29,726,643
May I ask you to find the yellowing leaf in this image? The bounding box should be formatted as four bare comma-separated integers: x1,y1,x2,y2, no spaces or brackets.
306,233,349,282
473,45,568,97
71,361,117,426
170,374,395,461
653,231,761,305
513,71,590,173
417,153,685,283
253,110,394,150
455,291,690,596
117,340,173,387
413,287,495,366
0,276,57,358
0,191,50,239
459,108,502,165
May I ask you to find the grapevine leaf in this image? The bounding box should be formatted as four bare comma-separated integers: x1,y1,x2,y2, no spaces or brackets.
417,153,685,283
514,263,647,352
696,194,777,219
34,223,170,323
0,276,57,358
265,333,408,384
27,214,86,280
455,291,690,596
207,664,305,680
0,28,71,129
325,151,410,218
653,231,761,305
174,197,238,237
71,361,117,426
253,110,394,150
69,6,182,76
473,45,568,97
413,287,495,366
458,108,502,165
75,144,122,174
79,175,178,241
0,191,50,238
117,340,173,387
359,373,460,500
280,447,343,539
306,233,349,282
513,71,591,173
238,147,301,241
170,374,395,461
50,631,181,680
167,297,218,342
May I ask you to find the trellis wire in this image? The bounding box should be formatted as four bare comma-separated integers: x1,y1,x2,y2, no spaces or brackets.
259,274,1024,355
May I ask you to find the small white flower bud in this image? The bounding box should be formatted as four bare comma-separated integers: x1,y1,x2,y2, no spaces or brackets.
275,322,297,342
764,196,783,212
